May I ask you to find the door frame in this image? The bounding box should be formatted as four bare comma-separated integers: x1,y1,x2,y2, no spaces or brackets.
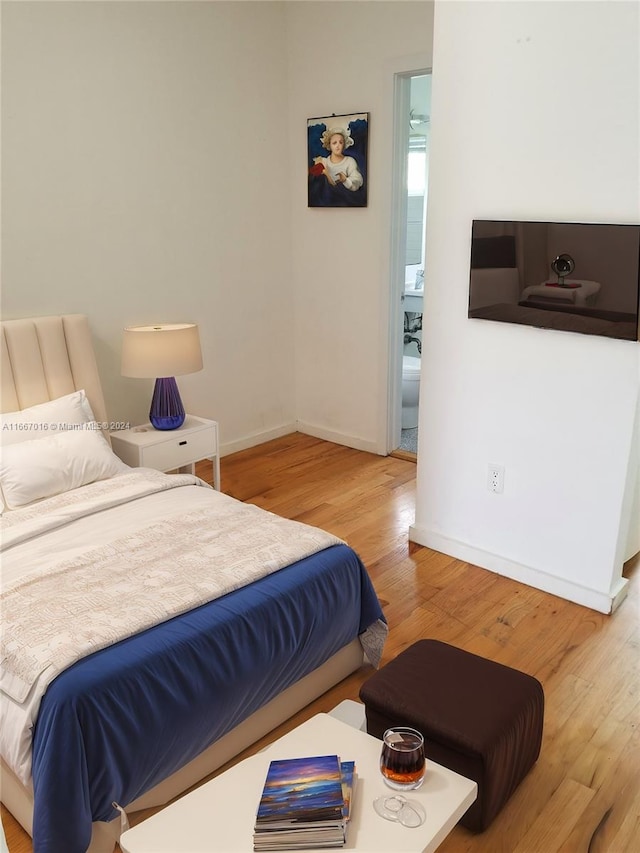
385,61,431,455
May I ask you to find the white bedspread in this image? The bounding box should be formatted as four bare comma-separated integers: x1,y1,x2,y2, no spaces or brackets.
0,469,342,783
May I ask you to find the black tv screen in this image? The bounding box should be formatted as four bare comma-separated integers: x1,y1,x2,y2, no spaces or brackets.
468,220,640,342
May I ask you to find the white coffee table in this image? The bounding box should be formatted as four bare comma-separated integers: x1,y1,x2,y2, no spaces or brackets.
119,709,477,853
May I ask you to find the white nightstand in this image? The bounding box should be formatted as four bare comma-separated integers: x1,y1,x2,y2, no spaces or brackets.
110,415,220,491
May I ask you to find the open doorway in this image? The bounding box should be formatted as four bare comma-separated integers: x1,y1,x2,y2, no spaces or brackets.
389,72,431,460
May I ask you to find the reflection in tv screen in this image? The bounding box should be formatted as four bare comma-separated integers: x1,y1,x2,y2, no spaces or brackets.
467,220,640,342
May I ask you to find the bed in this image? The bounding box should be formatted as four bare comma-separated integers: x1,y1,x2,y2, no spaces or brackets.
0,314,387,853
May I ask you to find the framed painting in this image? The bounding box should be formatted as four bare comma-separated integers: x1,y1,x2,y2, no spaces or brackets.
307,112,369,208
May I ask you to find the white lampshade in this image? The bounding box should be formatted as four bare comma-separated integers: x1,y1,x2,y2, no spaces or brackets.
121,324,203,379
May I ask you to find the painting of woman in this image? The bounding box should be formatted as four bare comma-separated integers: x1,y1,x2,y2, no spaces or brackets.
308,113,368,208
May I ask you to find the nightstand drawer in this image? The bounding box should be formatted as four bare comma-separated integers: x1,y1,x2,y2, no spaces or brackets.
140,428,212,471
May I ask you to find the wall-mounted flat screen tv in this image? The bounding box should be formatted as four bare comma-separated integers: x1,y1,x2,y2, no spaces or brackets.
468,220,640,342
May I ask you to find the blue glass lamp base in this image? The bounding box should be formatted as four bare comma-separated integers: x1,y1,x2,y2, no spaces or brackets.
149,377,185,430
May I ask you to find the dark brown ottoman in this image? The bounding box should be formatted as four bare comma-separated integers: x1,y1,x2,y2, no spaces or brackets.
359,639,544,832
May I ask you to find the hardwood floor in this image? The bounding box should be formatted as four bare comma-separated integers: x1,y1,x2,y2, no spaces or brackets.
3,433,638,852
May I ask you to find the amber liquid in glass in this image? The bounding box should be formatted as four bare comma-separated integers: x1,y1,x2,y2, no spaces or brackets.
380,733,425,787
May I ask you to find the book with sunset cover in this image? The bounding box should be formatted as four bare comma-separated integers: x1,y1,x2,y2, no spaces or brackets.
253,754,351,850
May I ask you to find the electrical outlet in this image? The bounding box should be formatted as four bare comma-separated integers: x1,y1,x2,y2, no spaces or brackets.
487,464,505,494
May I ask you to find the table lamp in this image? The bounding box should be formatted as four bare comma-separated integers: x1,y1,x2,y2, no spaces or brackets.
121,323,203,430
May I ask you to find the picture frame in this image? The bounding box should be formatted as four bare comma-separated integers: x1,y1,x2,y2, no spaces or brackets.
307,112,369,208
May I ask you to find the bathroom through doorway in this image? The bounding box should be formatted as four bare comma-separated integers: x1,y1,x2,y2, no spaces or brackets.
389,71,431,460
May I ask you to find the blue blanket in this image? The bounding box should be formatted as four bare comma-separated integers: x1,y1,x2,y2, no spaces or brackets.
30,544,384,852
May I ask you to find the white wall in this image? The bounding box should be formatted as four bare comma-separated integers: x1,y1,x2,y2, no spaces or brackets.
411,0,640,613
1,1,296,453
286,1,434,453
1,0,433,456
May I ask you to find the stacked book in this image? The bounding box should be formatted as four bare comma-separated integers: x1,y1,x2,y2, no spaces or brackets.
253,754,356,851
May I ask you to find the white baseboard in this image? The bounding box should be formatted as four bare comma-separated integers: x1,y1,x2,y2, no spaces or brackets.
409,523,629,615
218,422,383,459
295,421,382,455
220,421,386,456
219,422,297,457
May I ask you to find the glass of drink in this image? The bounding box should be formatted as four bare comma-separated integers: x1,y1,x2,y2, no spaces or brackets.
380,726,425,791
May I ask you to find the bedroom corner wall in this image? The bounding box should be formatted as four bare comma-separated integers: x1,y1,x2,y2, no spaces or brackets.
411,0,640,613
1,1,435,457
1,1,295,454
285,1,434,454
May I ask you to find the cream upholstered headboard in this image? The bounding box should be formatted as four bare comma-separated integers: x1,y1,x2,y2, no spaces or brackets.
0,314,108,425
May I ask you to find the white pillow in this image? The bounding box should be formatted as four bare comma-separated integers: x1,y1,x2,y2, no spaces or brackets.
0,427,129,509
1,390,96,447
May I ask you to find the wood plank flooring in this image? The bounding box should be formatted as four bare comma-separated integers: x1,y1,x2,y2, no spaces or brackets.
2,433,638,852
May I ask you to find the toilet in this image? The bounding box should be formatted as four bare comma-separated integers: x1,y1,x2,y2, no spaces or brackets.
402,355,421,429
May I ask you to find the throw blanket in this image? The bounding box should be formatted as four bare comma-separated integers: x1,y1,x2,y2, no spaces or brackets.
1,470,342,708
